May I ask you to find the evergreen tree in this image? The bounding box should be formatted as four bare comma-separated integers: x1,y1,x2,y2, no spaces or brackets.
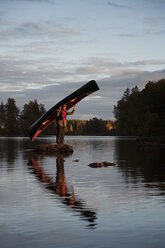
113,79,165,136
0,102,6,135
5,98,19,136
19,100,45,135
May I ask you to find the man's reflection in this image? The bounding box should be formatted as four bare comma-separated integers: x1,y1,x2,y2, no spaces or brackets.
28,154,97,228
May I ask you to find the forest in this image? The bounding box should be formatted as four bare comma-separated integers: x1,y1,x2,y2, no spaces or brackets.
113,79,165,136
0,98,115,137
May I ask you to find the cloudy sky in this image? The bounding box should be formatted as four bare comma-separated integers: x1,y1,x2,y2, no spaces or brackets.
0,0,165,119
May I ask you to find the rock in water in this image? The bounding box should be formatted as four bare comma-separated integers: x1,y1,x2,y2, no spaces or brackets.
88,161,116,168
102,161,116,166
35,144,74,154
88,162,104,168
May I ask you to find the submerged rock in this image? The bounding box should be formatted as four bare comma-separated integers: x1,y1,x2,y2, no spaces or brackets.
88,161,116,168
35,144,74,154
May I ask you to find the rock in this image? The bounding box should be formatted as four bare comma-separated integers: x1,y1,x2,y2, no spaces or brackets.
88,161,116,168
35,144,74,154
88,162,104,168
102,161,116,166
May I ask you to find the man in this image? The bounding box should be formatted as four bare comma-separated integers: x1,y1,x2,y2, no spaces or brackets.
56,104,76,144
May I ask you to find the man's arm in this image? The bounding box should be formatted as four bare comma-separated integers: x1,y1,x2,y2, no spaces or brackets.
67,105,76,115
56,106,62,117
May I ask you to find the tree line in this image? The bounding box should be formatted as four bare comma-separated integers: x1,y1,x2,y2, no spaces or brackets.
0,99,115,137
1,78,164,137
113,79,165,136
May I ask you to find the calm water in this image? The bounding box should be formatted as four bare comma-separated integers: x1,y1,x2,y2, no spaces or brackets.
0,136,165,248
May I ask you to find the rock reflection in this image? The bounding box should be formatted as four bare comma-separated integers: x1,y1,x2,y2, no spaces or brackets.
28,154,97,229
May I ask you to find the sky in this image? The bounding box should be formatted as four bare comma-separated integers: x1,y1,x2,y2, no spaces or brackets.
0,0,165,120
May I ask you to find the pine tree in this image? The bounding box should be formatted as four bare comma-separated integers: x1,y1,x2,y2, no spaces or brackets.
19,100,45,136
5,98,19,136
0,102,6,135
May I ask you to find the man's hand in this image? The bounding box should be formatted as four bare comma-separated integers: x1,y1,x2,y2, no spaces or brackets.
73,105,76,110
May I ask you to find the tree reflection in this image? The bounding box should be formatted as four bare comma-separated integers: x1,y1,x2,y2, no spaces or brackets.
28,154,97,229
0,138,18,168
115,139,165,192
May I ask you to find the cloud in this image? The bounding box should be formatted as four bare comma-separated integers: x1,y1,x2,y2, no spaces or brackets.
24,0,53,2
116,33,137,38
15,22,42,35
0,0,53,3
1,55,165,97
99,68,165,103
155,30,165,35
0,11,4,17
149,0,165,6
75,58,165,77
143,16,159,27
75,66,104,75
0,0,164,121
125,59,165,68
0,20,77,42
0,67,165,119
107,1,129,9
100,69,165,95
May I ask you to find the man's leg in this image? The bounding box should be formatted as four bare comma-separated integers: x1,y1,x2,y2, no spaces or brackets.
58,126,65,144
60,126,65,144
56,124,61,144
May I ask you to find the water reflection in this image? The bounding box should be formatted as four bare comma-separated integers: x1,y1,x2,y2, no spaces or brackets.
1,137,165,247
115,138,165,193
0,138,19,168
28,153,97,229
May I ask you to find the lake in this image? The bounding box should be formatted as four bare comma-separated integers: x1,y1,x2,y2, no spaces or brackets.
0,136,165,248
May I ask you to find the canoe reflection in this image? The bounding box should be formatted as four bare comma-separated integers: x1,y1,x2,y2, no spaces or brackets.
28,154,97,228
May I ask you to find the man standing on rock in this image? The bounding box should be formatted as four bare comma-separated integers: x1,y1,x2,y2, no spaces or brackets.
56,104,76,144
